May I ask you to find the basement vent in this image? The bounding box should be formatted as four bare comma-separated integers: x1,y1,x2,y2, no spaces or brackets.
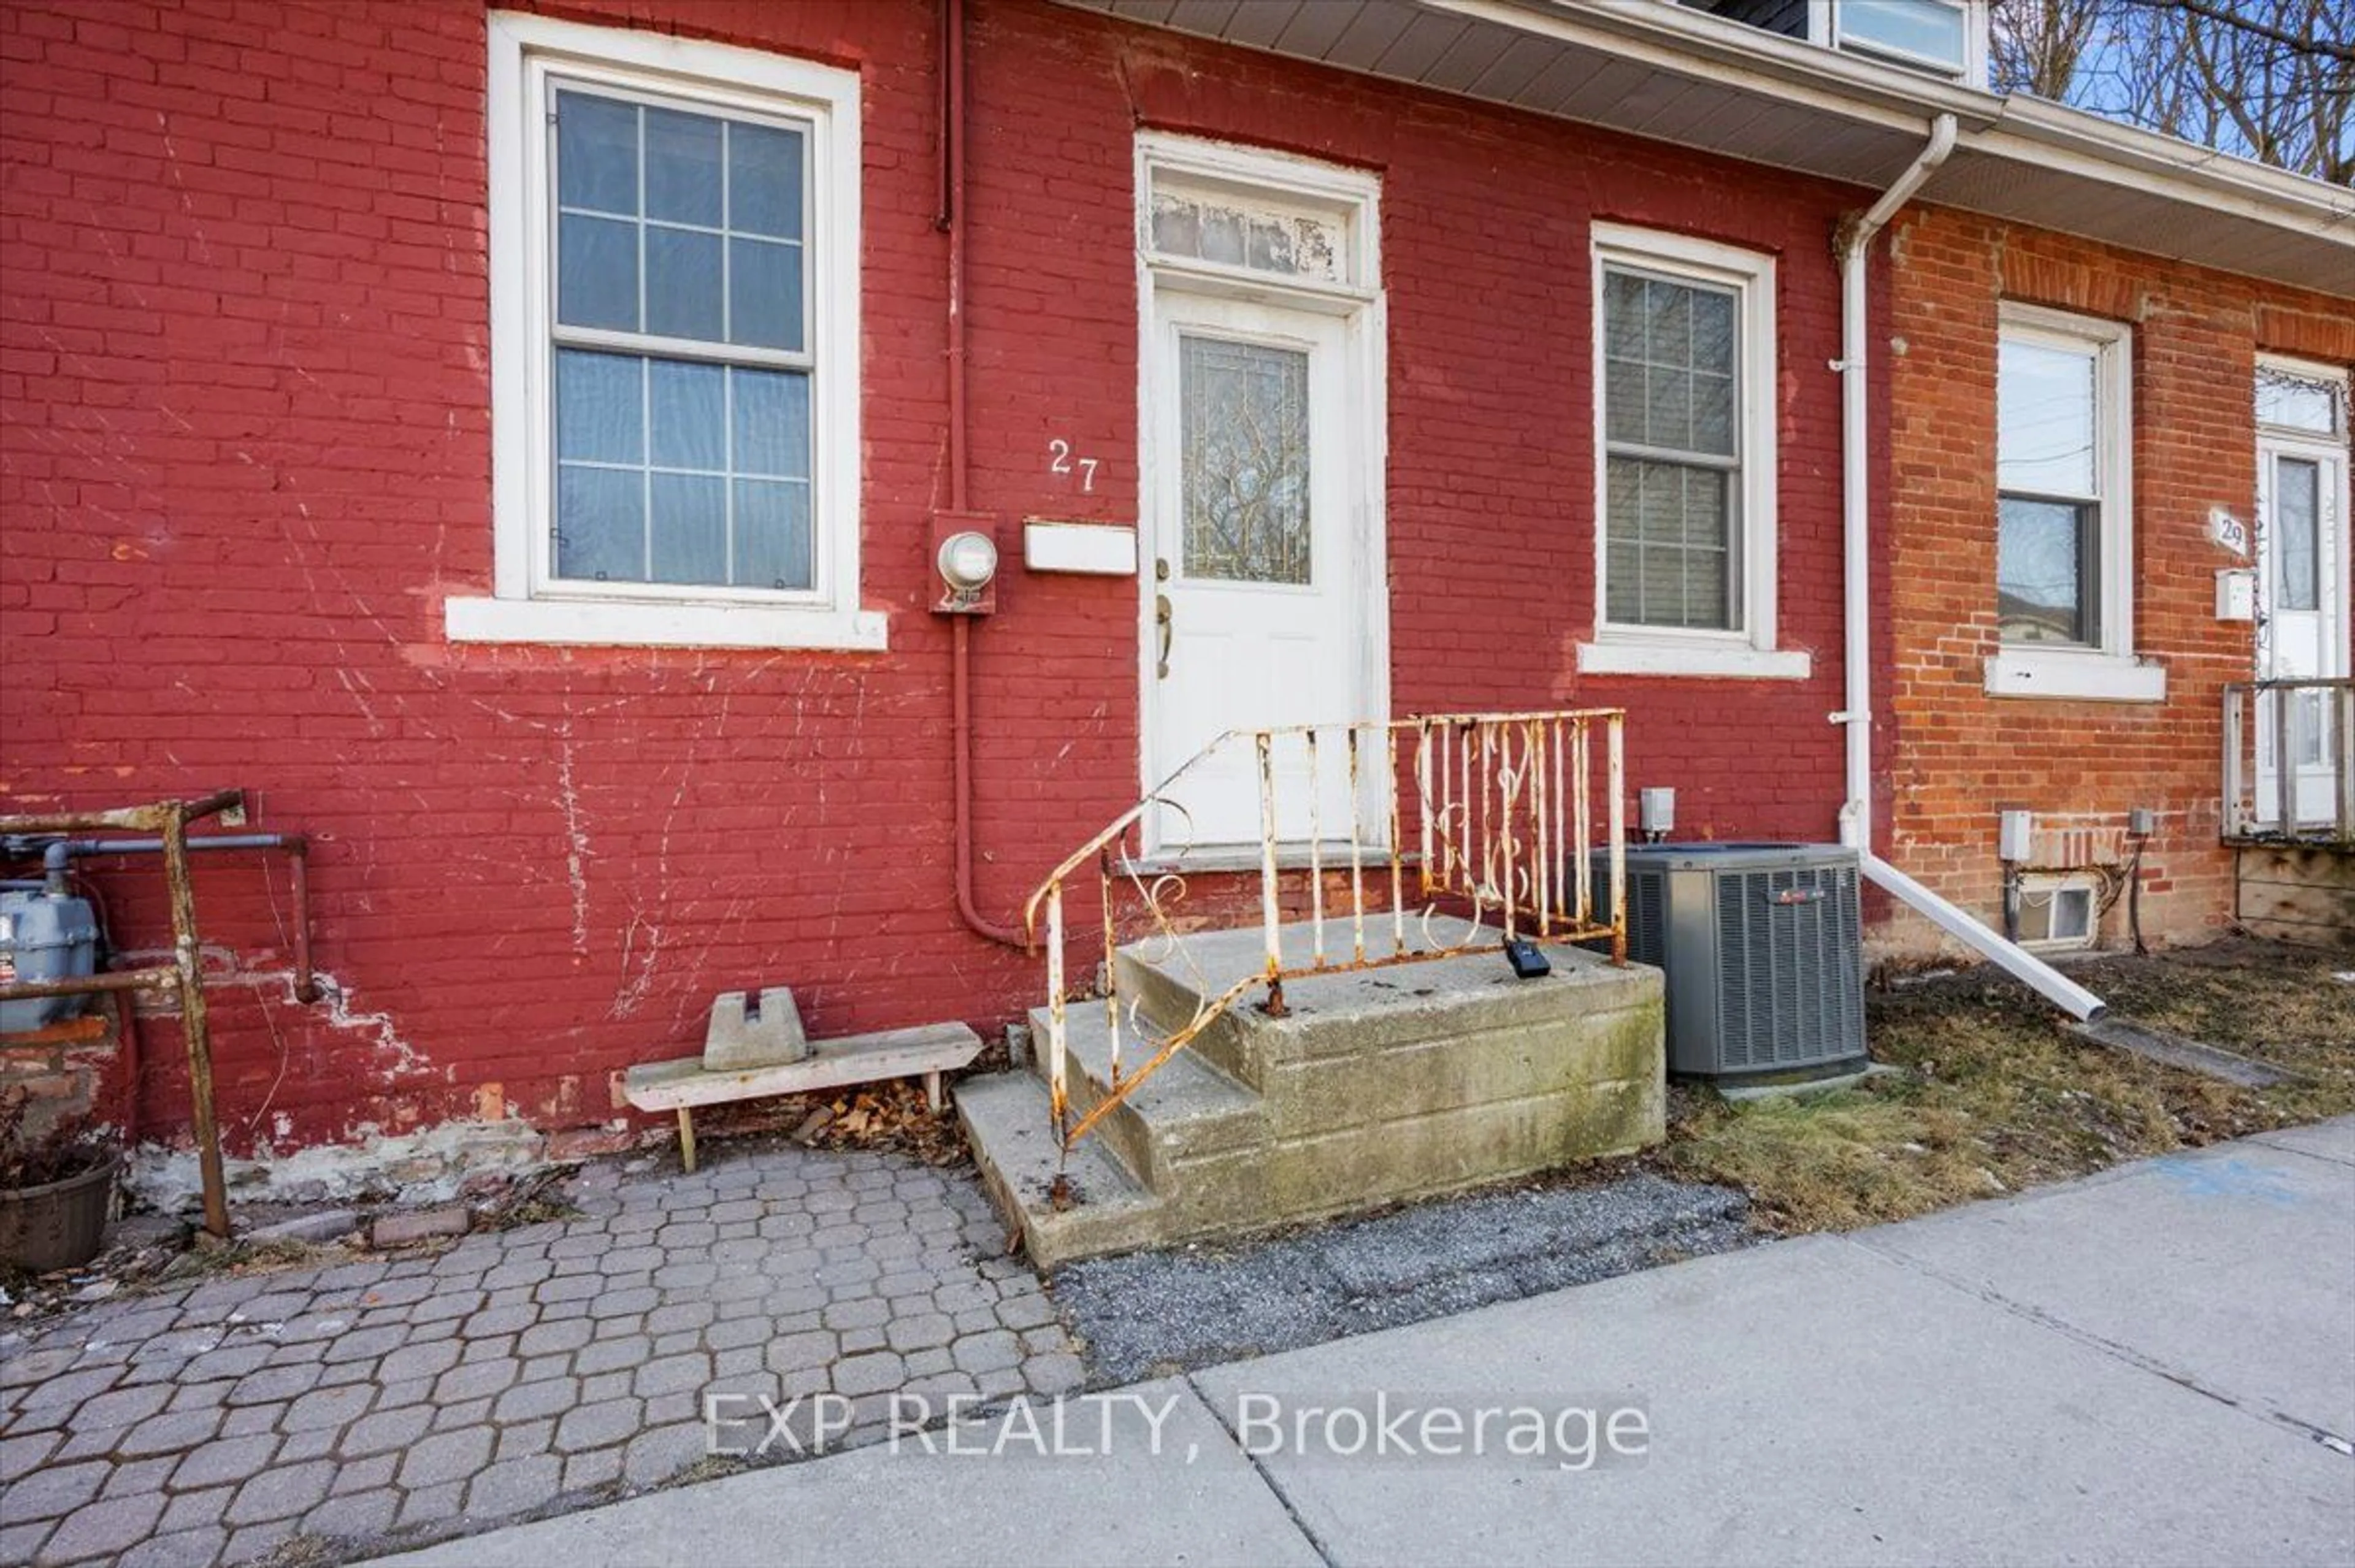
1598,843,1867,1084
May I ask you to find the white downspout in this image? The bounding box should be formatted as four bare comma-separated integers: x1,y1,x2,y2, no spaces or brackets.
1836,112,1955,854
1831,112,2106,1022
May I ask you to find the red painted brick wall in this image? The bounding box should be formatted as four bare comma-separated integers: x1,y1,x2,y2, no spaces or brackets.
1880,205,2353,955
5,0,1880,1153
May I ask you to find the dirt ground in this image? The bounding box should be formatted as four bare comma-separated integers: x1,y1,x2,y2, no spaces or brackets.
1658,936,2355,1234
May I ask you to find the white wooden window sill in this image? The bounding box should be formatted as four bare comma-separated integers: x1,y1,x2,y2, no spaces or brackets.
1982,649,2165,703
1576,640,1812,680
445,595,888,651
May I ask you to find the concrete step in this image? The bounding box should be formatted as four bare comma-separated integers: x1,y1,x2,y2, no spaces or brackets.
970,916,1666,1268
1115,916,1660,1091
952,1071,1166,1270
1023,1004,1267,1191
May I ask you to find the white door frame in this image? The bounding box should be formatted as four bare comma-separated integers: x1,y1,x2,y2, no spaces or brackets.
1133,134,1388,854
2253,353,2351,828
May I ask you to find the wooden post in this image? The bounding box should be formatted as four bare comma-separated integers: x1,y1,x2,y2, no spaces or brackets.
159,803,231,1239
675,1107,697,1173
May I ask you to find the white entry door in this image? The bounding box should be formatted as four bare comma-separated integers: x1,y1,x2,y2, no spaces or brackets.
2256,434,2349,827
1144,290,1370,854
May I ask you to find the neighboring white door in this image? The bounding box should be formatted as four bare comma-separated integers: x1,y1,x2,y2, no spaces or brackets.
2256,435,2348,828
1143,290,1368,853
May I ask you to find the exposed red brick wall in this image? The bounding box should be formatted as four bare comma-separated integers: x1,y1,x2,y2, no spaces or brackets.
0,0,1929,1157
1880,206,2352,955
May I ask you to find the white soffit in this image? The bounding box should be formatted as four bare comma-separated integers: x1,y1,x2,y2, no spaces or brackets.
1059,0,2354,297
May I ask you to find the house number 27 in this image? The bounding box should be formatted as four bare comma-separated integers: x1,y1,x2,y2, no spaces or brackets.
1047,438,1099,493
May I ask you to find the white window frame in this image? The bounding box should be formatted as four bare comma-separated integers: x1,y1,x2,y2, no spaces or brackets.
1983,302,2162,702
2015,871,2098,953
447,11,880,651
1809,1,1987,86
1579,223,1805,681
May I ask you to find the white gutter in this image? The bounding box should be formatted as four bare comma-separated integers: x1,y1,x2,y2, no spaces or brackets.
1831,110,2105,1023
1836,111,1955,855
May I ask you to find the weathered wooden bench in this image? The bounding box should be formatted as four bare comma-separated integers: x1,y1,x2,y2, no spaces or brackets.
621,1020,984,1172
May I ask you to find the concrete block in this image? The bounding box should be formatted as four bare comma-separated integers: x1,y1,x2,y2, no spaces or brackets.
967,917,1668,1266
370,1206,470,1249
702,987,811,1072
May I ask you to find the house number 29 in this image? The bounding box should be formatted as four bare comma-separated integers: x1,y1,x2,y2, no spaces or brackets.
1047,438,1099,493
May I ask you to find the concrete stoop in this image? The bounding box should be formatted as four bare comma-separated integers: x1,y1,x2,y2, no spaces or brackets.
957,918,1667,1268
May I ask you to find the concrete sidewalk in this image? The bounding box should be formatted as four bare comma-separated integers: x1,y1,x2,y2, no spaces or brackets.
380,1120,2355,1568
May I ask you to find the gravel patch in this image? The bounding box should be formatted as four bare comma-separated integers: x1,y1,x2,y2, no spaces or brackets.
1054,1171,1753,1385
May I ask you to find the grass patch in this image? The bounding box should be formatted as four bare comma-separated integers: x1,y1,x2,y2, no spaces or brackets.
1658,938,2355,1234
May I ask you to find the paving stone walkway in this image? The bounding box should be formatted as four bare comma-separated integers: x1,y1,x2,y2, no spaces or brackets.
0,1142,1082,1568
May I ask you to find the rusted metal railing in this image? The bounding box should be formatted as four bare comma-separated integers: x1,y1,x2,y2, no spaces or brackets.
0,790,247,1237
1023,710,1627,1159
2223,677,2354,845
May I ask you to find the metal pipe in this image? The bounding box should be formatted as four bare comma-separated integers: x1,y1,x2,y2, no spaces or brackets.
937,0,1022,953
944,0,968,516
2128,839,2147,955
952,617,1025,948
19,832,320,1004
0,965,179,1002
1834,113,1958,854
159,808,231,1238
286,839,316,1003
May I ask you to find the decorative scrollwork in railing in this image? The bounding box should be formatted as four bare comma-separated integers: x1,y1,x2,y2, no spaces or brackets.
1022,709,1629,1161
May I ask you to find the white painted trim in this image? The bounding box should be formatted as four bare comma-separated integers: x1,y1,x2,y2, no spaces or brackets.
1422,0,2348,240
1133,133,1388,844
1996,302,2134,665
1024,520,1137,576
1982,649,2166,703
2256,352,2351,439
1576,641,1811,681
446,595,887,651
1135,131,1383,297
1588,221,1782,667
1810,0,1985,87
2253,402,2351,732
472,12,873,651
2015,870,2099,952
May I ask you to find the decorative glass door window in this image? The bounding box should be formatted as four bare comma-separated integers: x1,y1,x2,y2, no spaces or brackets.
1602,267,1741,631
2274,456,2321,618
550,88,814,592
1178,335,1314,586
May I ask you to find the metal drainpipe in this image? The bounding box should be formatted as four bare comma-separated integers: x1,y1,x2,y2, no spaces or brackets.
1835,112,1956,854
1829,112,2105,1022
942,0,1025,950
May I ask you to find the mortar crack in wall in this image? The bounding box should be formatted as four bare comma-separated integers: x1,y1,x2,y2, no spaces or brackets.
245,966,432,1083
556,719,591,955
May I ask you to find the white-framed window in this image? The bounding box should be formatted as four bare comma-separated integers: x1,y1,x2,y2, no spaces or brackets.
1983,303,2162,702
446,11,879,651
1579,224,1804,681
2015,872,2097,952
1803,1,1985,83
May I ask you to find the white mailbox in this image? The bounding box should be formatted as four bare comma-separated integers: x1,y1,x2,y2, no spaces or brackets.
2215,567,2256,622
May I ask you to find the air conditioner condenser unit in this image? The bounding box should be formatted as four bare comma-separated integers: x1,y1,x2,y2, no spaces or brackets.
1594,843,1868,1085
